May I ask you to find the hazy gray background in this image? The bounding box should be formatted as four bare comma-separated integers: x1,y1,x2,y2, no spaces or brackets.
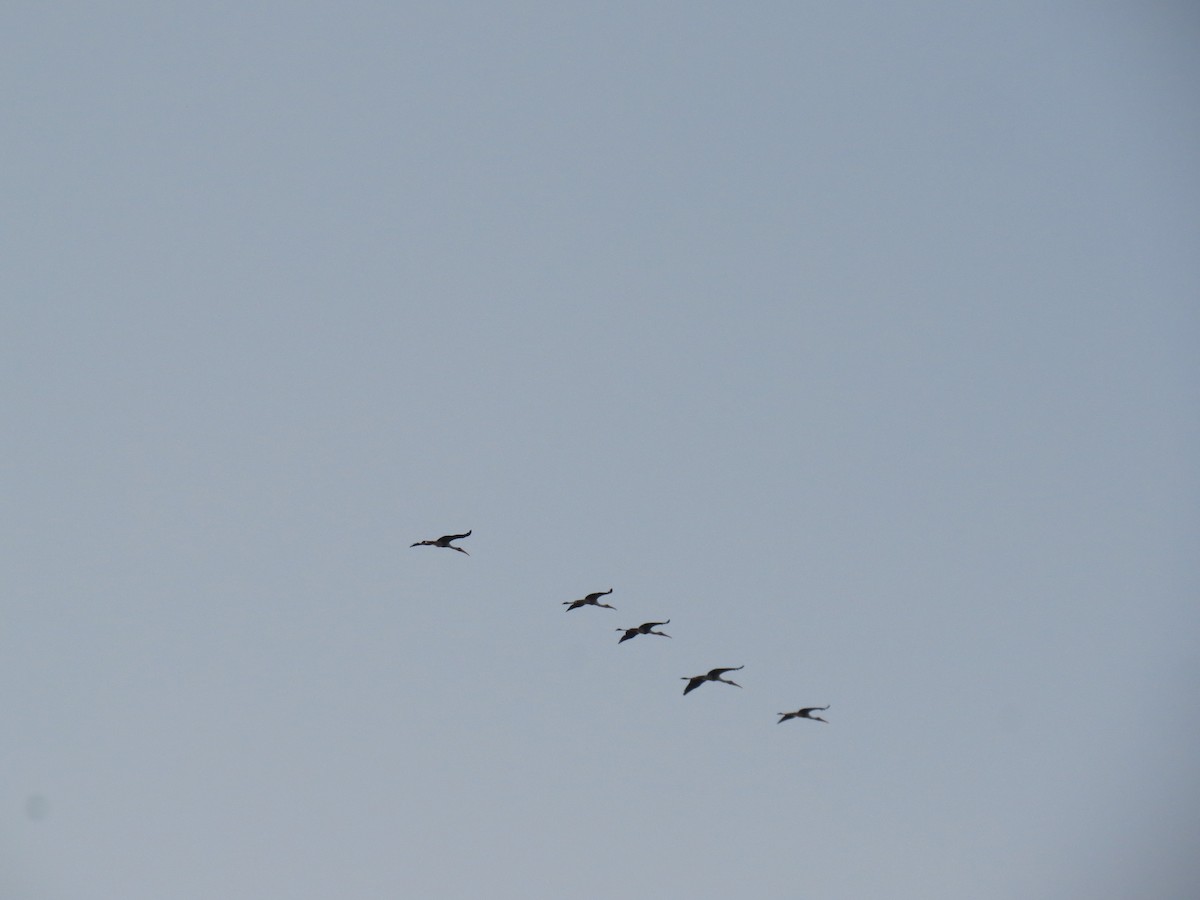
4,3,1197,898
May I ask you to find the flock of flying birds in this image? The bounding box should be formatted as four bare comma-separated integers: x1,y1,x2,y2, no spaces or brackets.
410,529,831,726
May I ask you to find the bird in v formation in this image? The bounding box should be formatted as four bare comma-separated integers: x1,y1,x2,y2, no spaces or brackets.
617,620,671,643
681,665,744,695
778,705,830,724
410,528,830,722
563,589,616,611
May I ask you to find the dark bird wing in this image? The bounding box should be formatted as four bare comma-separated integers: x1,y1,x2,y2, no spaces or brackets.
640,620,670,631
617,630,636,643
682,676,705,695
707,666,744,678
584,589,613,602
442,531,472,542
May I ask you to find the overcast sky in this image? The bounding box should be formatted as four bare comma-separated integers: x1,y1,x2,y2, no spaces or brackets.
3,3,1198,898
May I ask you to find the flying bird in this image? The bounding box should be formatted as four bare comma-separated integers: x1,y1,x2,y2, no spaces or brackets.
409,530,472,555
777,705,830,724
617,620,671,643
682,666,744,695
563,589,615,611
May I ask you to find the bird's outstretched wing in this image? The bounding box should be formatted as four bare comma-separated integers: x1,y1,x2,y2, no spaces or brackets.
707,666,744,678
682,676,705,695
442,531,472,542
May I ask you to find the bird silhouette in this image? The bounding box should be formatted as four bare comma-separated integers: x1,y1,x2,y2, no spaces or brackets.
777,705,830,724
409,530,471,555
617,620,671,643
563,589,615,611
682,665,744,695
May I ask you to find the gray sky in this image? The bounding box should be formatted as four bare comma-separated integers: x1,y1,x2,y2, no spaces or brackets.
4,3,1198,898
